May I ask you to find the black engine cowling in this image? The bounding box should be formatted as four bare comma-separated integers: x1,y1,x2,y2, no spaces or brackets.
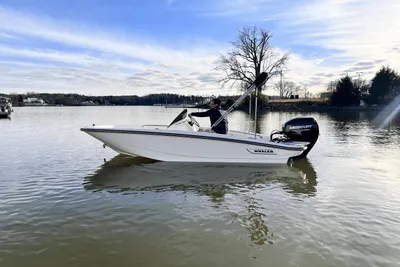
282,117,319,142
270,117,319,158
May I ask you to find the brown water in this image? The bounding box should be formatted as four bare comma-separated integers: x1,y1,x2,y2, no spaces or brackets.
1,106,399,267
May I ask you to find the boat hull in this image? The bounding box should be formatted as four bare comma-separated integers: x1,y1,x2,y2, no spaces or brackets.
81,126,307,164
0,111,11,118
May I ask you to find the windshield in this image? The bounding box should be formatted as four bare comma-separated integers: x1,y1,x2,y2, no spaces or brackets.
167,109,188,128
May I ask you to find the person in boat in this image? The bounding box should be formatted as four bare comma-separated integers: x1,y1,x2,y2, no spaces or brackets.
189,98,228,134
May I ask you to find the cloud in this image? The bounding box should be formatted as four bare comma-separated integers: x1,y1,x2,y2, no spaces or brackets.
199,0,400,88
0,6,221,71
0,45,149,72
353,61,378,68
2,1,398,96
166,0,177,5
0,32,21,40
316,73,336,78
0,5,233,95
0,4,320,96
281,0,399,70
198,0,275,18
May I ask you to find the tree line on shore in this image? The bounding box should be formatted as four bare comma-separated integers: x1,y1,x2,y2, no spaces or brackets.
0,93,217,106
327,66,400,106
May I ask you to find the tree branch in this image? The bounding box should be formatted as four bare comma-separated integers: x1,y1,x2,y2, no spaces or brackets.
215,25,289,93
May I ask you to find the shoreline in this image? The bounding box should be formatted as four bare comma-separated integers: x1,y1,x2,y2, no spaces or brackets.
12,103,387,112
195,101,387,112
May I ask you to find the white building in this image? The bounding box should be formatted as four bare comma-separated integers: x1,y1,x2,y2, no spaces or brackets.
23,97,45,104
23,97,47,106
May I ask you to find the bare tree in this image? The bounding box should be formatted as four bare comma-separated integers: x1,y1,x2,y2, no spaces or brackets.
274,80,301,98
215,25,289,93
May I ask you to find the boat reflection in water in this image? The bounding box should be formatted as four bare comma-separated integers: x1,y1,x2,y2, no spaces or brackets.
84,156,318,246
84,155,317,197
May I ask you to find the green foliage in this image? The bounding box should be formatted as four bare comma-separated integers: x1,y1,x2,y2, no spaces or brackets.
236,92,269,110
224,98,235,108
327,65,399,106
1,93,208,106
369,66,400,104
330,75,360,106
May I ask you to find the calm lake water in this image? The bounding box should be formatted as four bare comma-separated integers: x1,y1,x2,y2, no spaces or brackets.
1,106,400,267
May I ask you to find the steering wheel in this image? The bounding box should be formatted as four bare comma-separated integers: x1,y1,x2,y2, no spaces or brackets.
188,114,200,128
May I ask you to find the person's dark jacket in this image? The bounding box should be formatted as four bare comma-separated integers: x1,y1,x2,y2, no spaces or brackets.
190,108,228,134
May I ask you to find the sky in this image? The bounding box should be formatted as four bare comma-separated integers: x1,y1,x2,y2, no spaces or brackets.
0,0,399,96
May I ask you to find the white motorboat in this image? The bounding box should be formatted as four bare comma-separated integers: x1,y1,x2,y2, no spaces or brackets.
81,72,319,164
0,97,13,118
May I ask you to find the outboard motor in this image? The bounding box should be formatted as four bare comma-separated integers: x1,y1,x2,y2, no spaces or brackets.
270,117,319,158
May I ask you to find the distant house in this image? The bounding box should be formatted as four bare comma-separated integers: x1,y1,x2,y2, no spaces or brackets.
201,96,213,104
268,95,281,100
320,91,333,99
23,97,47,106
80,101,95,106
